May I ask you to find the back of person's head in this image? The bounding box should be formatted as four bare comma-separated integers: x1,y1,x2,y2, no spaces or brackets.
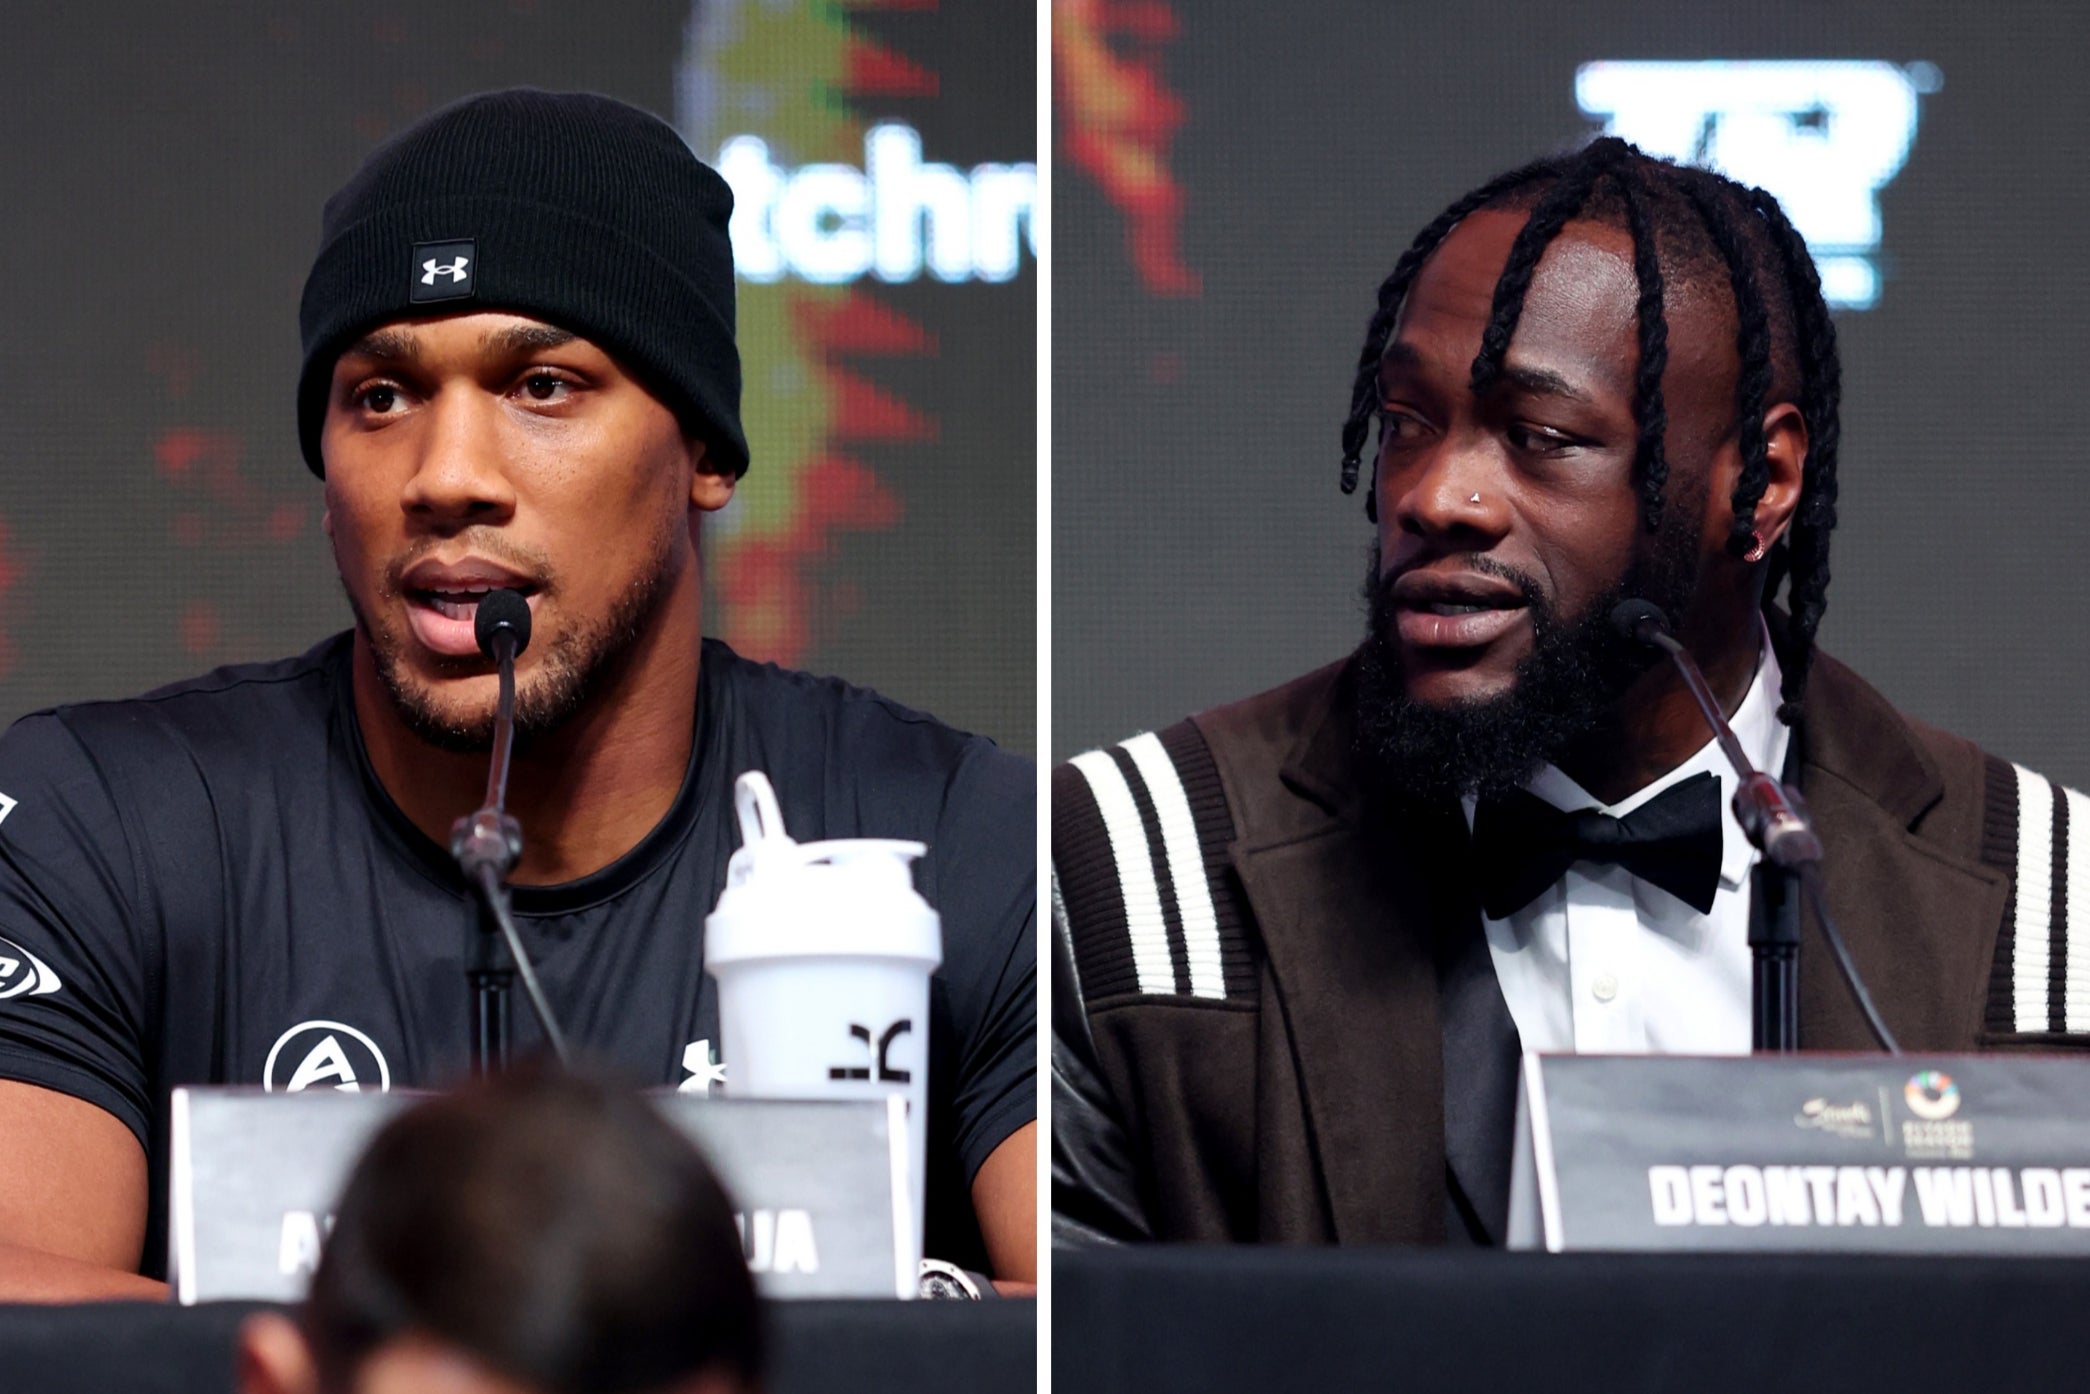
240,1065,762,1394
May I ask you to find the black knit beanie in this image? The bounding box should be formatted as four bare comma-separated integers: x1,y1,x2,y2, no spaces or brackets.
297,88,747,478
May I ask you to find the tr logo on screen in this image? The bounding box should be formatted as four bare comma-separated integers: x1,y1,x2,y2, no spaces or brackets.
828,1019,912,1084
1577,60,1932,309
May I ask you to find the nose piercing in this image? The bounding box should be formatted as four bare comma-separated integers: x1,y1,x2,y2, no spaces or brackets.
1468,493,1481,505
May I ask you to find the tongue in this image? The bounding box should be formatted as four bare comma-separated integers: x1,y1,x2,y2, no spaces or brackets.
427,593,486,621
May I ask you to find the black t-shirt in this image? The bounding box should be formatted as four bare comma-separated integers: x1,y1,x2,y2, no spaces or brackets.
0,633,1034,1277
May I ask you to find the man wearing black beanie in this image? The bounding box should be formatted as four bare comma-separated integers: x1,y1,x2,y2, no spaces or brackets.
0,90,1036,1298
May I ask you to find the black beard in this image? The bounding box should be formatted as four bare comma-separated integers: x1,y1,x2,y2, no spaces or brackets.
344,522,682,755
1353,538,1698,807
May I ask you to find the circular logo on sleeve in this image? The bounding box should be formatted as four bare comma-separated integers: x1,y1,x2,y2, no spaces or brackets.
263,1020,392,1094
0,936,63,1000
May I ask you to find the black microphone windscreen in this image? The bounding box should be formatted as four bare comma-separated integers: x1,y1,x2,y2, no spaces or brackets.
1609,598,1670,643
475,589,533,661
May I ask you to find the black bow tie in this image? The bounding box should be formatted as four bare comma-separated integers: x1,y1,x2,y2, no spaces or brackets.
1470,771,1725,920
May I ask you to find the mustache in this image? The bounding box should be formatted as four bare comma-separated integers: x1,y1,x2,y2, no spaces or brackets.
379,530,557,597
1374,551,1550,613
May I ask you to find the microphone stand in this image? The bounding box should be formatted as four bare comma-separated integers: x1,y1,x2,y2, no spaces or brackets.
1616,604,1899,1054
1645,621,1813,1051
450,594,570,1076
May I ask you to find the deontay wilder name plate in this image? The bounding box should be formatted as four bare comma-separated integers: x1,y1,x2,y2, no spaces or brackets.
1508,1052,2090,1253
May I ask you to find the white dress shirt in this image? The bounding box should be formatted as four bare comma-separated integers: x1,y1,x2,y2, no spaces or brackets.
1462,635,1789,1056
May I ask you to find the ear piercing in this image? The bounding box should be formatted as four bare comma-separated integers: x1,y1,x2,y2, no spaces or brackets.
1744,531,1767,563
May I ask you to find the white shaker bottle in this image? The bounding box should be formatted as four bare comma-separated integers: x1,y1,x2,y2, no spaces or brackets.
703,770,943,1274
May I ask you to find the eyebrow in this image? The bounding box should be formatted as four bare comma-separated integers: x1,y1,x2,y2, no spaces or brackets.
344,328,420,363
482,324,577,355
339,324,579,364
1379,341,1596,406
1494,362,1595,406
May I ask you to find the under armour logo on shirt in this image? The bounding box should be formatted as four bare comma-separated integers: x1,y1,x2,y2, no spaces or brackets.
410,239,476,303
679,1038,728,1096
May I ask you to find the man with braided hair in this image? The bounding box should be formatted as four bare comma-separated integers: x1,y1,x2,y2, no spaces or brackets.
1052,137,2088,1247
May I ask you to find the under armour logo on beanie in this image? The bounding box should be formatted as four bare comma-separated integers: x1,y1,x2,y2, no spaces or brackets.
295,88,747,480
411,240,476,302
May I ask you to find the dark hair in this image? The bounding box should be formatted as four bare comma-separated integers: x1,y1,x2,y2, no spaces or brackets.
1339,137,1841,722
301,1066,762,1394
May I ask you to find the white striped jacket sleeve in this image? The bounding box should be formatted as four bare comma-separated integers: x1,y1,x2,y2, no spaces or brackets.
1052,722,1256,1007
1989,759,2090,1035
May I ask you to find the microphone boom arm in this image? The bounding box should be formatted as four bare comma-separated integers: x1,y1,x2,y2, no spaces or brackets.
451,590,572,1073
1613,601,1898,1054
1630,619,1823,872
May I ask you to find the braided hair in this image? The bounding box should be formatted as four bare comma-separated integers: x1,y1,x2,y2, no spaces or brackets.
1338,137,1840,723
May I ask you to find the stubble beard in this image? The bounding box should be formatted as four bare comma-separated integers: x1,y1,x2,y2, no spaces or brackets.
344,515,685,755
1352,526,1701,808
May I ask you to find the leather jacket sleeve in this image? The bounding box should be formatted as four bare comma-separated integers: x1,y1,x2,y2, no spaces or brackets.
1050,881,1153,1245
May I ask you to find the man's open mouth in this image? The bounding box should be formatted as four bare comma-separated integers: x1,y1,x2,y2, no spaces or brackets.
409,586,532,622
1389,573,1532,652
395,560,542,658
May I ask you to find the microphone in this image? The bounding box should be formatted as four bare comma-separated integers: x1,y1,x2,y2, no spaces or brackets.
472,588,532,816
1608,597,1669,649
1608,599,1897,1053
1606,601,1815,865
475,586,532,660
451,588,570,1071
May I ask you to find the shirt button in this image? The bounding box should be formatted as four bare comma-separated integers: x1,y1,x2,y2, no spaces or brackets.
1592,974,1619,1003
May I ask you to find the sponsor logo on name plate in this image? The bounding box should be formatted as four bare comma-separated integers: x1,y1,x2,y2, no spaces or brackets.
1905,1070,1961,1120
1901,1069,1973,1159
1794,1096,1877,1140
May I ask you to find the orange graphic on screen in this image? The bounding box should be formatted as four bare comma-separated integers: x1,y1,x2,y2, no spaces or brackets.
149,424,311,658
683,0,943,665
1055,0,1200,296
0,519,24,681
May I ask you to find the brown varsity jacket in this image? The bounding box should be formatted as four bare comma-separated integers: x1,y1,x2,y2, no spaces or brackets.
1050,645,2087,1246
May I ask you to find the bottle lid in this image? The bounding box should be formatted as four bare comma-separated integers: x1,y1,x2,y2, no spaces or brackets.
706,770,942,967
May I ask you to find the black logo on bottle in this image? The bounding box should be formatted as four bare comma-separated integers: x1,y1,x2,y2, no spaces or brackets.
828,1019,912,1083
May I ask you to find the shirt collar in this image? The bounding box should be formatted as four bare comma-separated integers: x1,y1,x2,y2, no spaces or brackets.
1460,619,1789,893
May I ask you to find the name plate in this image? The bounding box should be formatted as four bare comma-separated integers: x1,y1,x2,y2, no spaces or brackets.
1507,1052,2090,1253
169,1088,911,1303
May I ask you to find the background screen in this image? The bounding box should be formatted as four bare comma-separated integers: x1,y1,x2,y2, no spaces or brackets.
0,0,1035,752
1053,0,2090,786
